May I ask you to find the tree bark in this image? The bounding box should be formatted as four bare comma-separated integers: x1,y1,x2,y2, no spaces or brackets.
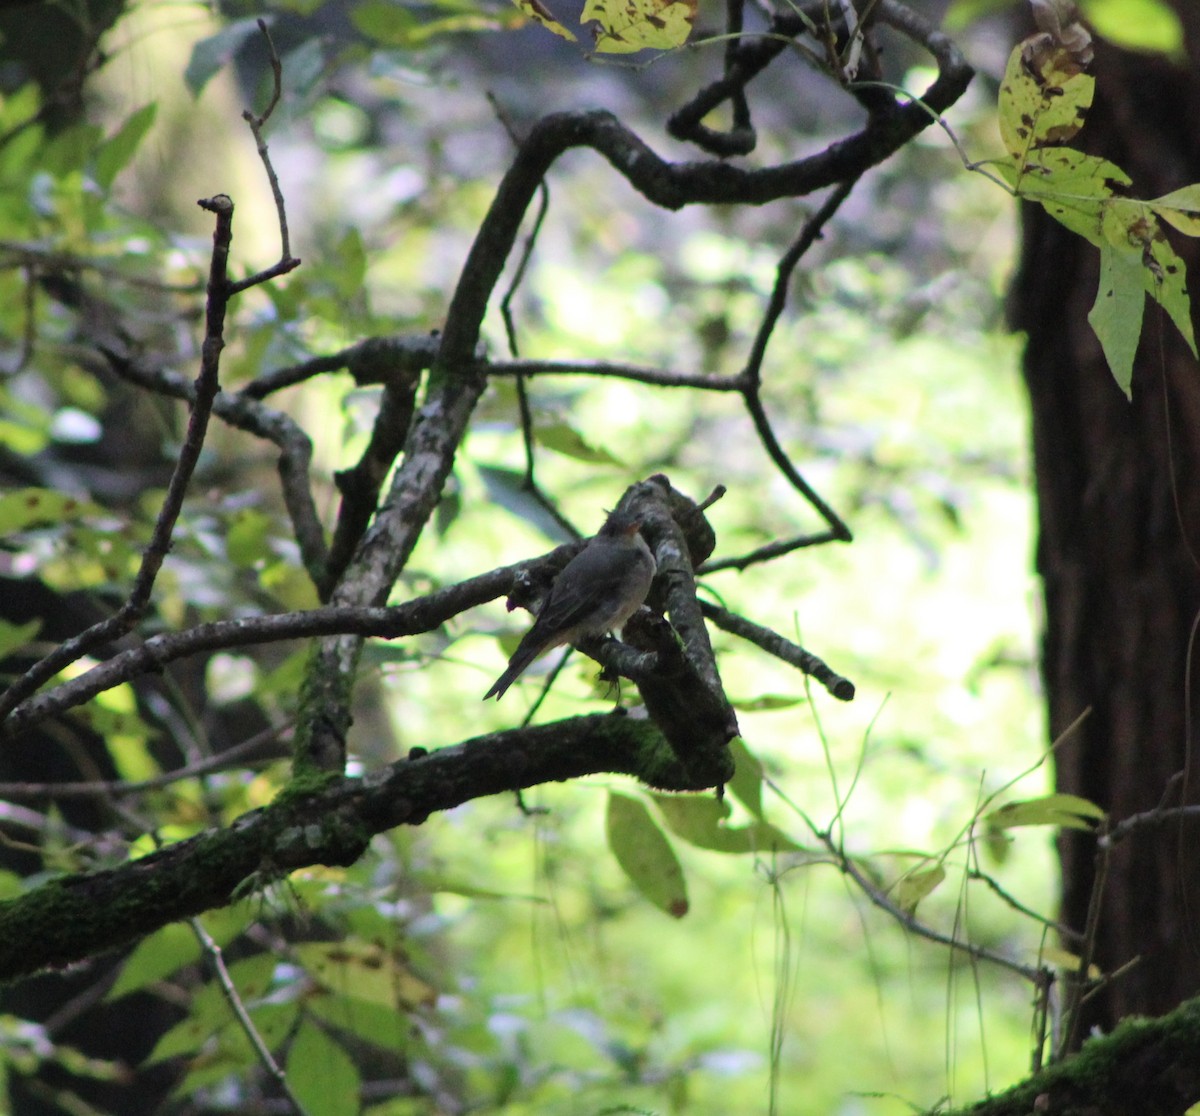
1011,16,1200,1036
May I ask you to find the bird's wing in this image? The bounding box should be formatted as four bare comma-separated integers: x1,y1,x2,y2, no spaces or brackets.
532,544,648,635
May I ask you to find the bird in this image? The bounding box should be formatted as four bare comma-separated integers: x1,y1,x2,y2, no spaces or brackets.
484,508,656,700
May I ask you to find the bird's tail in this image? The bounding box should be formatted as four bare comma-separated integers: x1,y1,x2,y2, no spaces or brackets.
483,642,542,700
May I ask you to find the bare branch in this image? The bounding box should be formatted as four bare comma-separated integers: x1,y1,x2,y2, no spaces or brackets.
233,18,300,290
0,711,719,982
0,724,291,799
700,529,844,571
489,358,745,391
191,917,313,1116
98,347,330,583
2,557,557,739
0,195,237,723
701,602,856,701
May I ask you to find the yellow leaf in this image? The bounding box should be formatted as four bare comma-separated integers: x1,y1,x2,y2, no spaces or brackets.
998,36,1093,163
1040,945,1101,978
581,0,695,53
510,0,578,42
1150,184,1200,236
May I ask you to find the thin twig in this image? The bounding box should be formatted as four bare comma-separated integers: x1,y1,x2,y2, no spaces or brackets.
489,95,579,542
740,179,856,541
0,723,291,800
239,334,442,400
0,194,237,723
236,18,300,284
100,347,329,585
968,868,1082,942
700,602,855,700
2,556,557,738
191,918,313,1116
1062,822,1110,1056
489,358,745,391
700,528,843,571
820,825,1044,983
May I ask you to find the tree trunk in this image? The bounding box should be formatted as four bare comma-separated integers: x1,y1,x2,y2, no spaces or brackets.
1011,16,1200,1038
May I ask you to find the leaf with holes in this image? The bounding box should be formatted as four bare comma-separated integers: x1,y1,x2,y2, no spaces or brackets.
998,36,1092,162
1088,242,1146,397
581,0,695,53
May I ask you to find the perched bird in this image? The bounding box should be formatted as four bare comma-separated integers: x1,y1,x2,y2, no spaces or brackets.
484,508,656,700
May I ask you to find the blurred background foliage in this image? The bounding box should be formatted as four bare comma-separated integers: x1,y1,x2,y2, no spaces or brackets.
1,0,1178,1112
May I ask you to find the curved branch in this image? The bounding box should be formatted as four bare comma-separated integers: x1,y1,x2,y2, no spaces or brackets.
437,15,971,365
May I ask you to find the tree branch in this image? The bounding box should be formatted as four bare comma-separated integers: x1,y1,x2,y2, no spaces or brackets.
0,711,713,982
0,195,236,722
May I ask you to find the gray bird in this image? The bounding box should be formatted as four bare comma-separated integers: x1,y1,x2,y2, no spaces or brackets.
484,509,656,700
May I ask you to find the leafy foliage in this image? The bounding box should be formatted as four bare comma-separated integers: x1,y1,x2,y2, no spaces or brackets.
2,0,1178,1113
993,21,1200,395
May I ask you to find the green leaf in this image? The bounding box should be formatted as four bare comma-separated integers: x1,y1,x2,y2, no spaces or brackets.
729,692,806,712
1008,148,1130,246
652,792,799,855
581,0,695,52
353,0,505,45
727,737,764,820
332,227,367,300
1081,0,1183,56
109,909,253,1001
287,1020,362,1116
535,421,623,465
893,864,946,916
0,618,40,661
1040,945,1100,978
94,103,157,191
943,0,1008,29
259,559,319,610
1149,185,1200,236
0,488,99,534
1099,198,1198,366
293,940,437,1010
984,793,1106,833
171,1002,299,1097
147,953,278,1063
226,507,274,567
308,993,411,1053
997,37,1093,162
185,18,267,98
995,37,1199,395
606,791,688,917
1088,243,1146,398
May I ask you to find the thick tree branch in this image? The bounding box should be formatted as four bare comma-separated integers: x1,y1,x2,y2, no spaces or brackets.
943,995,1200,1115
0,712,711,982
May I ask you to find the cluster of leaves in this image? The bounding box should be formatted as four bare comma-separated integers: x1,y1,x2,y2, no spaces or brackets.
992,14,1200,395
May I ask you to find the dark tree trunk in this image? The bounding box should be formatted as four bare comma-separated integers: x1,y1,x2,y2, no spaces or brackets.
1011,12,1200,1038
